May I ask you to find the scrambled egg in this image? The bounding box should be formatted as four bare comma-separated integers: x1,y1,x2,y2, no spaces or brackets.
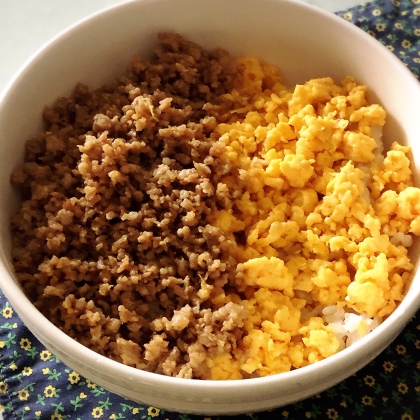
207,56,419,379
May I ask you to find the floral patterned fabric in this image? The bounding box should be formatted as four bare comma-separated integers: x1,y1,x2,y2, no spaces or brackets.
1,1,420,419
338,0,420,78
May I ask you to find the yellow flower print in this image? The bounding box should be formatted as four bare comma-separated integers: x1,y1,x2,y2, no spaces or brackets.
51,414,63,420
35,411,42,417
19,338,31,350
392,0,400,5
361,395,373,405
340,401,347,408
414,8,420,16
415,339,420,349
68,371,80,384
0,405,4,413
22,367,33,376
110,415,116,420
0,382,8,394
401,414,414,420
40,350,51,361
394,22,404,30
398,382,409,394
385,45,395,52
42,368,50,374
364,375,375,387
396,344,406,355
79,392,87,399
382,362,394,372
148,406,160,417
2,307,13,319
44,385,57,398
367,30,376,38
17,389,29,401
376,23,386,32
132,408,140,414
402,39,412,49
413,0,420,3
86,379,97,388
372,9,381,16
326,408,339,420
92,407,104,418
415,29,420,36
305,412,312,418
414,58,420,64
282,410,289,417
343,12,353,21
0,342,5,349
10,364,18,371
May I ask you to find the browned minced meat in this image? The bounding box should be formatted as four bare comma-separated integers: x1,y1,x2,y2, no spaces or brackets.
10,33,247,379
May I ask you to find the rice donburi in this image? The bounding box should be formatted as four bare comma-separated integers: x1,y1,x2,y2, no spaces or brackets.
10,33,420,380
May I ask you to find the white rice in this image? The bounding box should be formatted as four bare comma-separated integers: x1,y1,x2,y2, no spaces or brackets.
321,305,380,350
390,231,413,247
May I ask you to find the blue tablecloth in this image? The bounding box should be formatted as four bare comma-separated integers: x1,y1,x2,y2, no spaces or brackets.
1,1,420,419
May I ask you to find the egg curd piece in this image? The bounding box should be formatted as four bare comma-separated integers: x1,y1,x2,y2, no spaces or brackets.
299,317,340,362
240,288,307,375
240,256,294,297
280,153,315,188
240,329,294,376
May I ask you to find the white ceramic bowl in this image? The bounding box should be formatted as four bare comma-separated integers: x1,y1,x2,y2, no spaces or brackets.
1,0,420,415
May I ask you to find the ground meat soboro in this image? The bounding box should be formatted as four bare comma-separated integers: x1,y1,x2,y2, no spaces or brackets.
10,33,247,379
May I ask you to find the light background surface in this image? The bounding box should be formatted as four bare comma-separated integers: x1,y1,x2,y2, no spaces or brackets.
0,0,370,93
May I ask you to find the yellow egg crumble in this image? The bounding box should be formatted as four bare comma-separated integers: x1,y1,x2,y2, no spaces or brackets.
207,56,419,379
